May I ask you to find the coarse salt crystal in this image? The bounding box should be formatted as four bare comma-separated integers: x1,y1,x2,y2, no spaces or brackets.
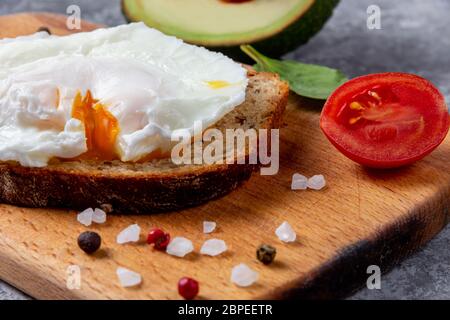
200,239,227,256
291,173,308,190
231,263,259,287
116,224,141,244
166,237,194,257
92,208,107,224
77,208,93,226
116,267,142,287
203,221,217,234
307,175,326,190
275,221,297,243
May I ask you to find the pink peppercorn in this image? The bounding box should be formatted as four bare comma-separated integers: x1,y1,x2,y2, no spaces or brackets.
178,277,199,300
147,228,171,250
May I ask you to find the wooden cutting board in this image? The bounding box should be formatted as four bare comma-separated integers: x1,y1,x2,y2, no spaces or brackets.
0,13,449,300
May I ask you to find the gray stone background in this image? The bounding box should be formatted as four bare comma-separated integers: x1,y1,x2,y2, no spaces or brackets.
0,0,449,300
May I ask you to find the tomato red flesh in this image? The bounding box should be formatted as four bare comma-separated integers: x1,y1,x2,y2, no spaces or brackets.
320,73,449,168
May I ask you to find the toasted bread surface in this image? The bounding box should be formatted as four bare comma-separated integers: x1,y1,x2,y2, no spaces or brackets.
0,70,289,214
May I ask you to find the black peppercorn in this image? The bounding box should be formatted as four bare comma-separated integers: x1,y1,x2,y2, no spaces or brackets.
256,244,276,265
77,231,101,254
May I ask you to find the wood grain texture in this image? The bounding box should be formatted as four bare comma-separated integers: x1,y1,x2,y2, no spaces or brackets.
0,13,449,300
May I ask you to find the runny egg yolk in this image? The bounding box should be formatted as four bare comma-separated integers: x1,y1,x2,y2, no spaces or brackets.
71,90,120,160
55,88,60,108
206,80,231,89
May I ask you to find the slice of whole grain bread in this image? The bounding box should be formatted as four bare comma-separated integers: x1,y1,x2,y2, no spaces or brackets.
0,70,289,214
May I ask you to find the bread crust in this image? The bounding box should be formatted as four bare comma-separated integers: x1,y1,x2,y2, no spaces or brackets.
0,71,289,214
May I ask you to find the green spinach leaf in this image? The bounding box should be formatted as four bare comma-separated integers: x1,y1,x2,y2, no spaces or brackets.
241,45,348,100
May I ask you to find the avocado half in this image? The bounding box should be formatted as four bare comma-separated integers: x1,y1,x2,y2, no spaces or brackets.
121,0,339,62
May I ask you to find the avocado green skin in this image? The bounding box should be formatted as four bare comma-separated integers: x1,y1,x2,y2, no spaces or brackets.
121,0,340,62
219,0,340,62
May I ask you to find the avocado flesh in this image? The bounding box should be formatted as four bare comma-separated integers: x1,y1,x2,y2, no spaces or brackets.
122,0,339,61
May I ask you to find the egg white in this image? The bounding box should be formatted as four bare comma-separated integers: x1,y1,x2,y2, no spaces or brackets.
0,23,248,167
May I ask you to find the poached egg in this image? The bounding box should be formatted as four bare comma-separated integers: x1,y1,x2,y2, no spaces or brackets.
0,23,248,167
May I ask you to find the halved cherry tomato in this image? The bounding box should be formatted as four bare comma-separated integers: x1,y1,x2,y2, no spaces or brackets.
320,73,449,168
